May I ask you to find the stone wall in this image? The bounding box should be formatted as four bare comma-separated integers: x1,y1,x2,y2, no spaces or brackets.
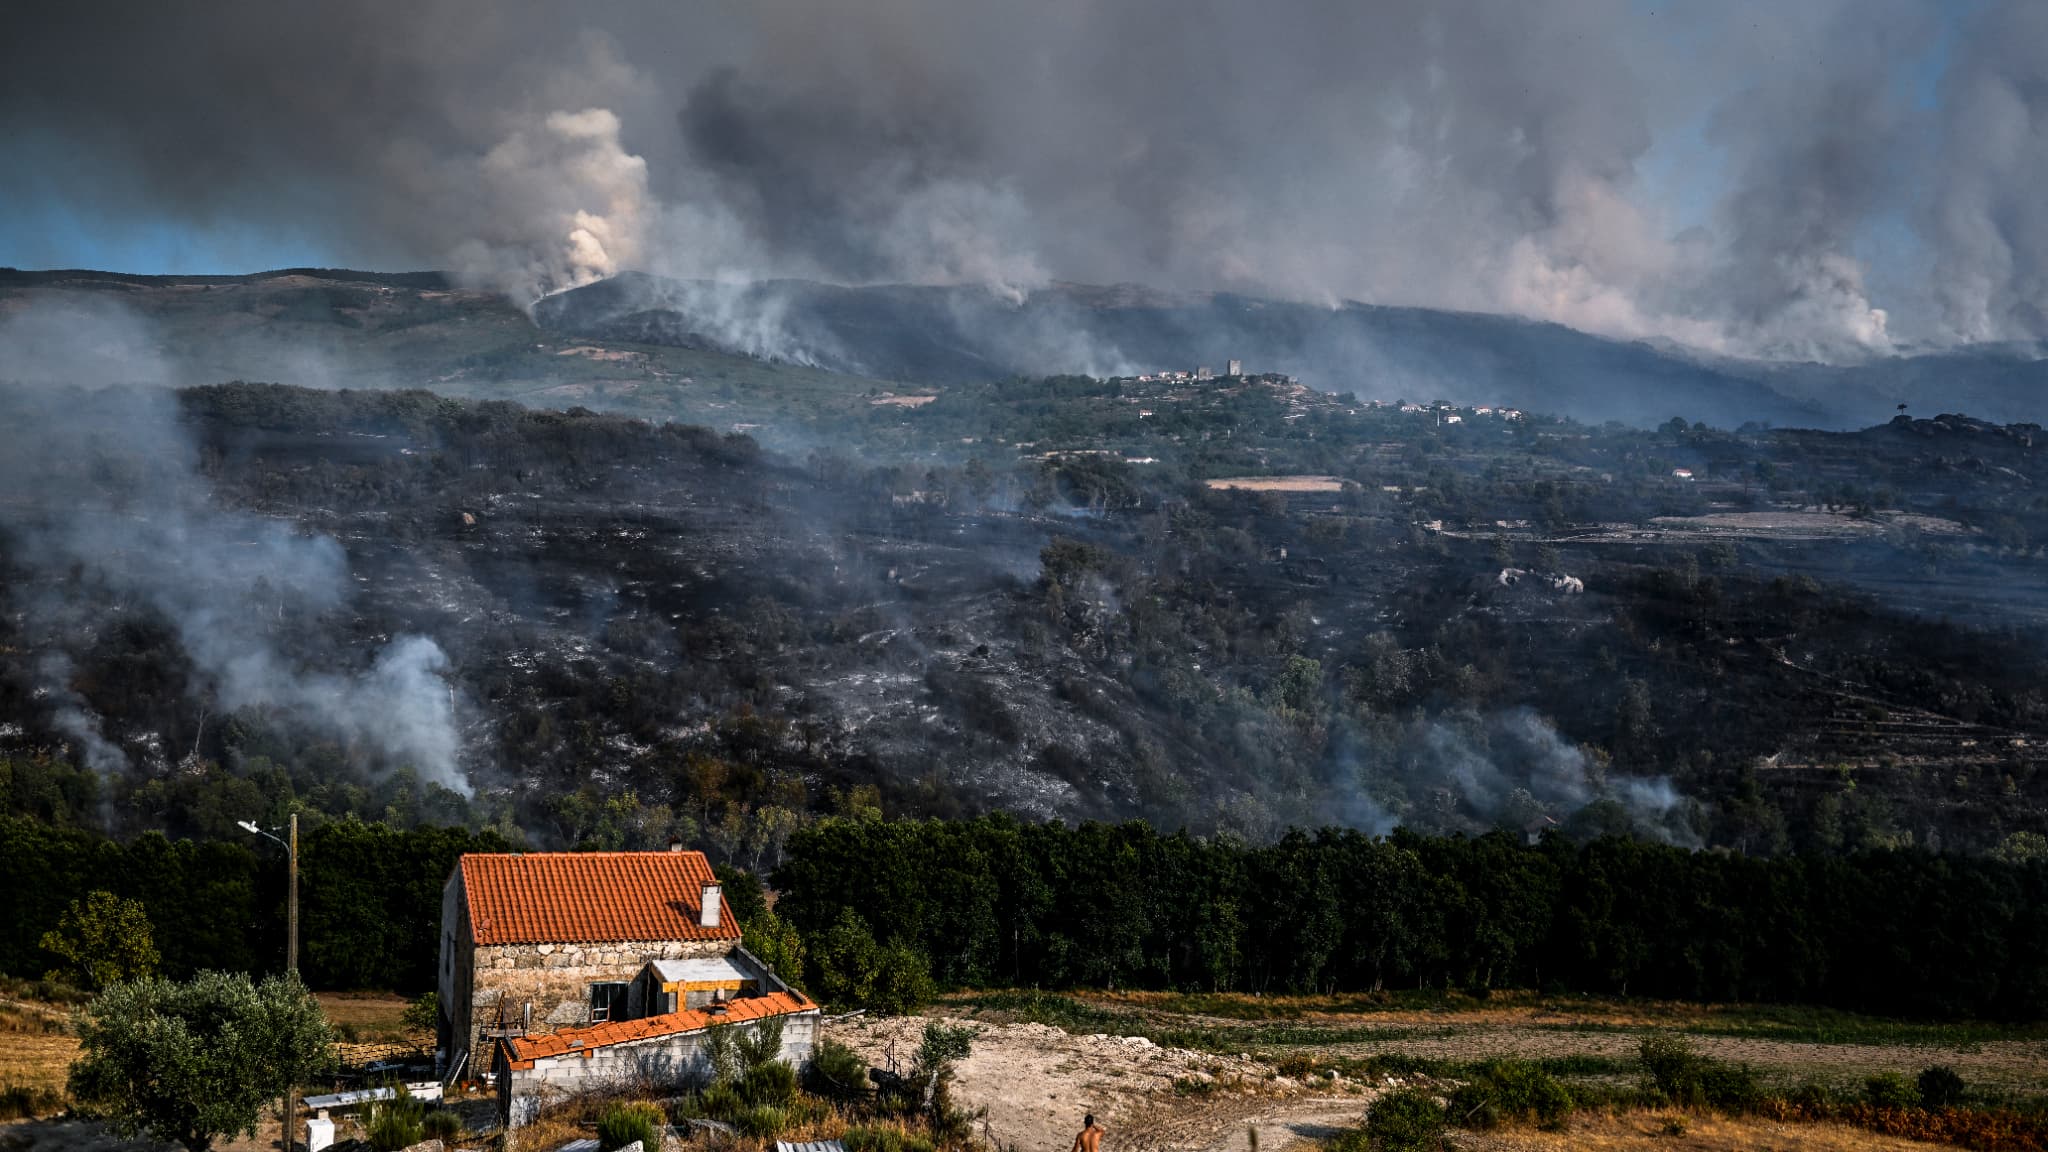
463,938,731,1063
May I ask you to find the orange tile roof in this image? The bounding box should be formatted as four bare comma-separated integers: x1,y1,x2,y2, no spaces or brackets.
459,851,741,945
502,991,817,1068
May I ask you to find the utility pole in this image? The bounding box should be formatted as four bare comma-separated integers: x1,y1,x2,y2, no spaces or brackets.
240,815,302,1152
287,811,297,1152
287,812,299,974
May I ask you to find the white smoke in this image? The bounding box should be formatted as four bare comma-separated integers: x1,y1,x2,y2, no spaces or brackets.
1349,707,1697,845
445,107,651,306
0,297,472,795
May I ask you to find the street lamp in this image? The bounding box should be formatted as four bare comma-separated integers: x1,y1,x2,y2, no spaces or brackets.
237,816,298,972
241,814,300,1152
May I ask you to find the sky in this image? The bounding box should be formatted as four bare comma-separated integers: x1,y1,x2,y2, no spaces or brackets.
2,0,2043,361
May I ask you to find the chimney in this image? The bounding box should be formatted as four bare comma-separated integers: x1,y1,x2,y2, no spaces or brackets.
667,838,683,852
700,882,722,929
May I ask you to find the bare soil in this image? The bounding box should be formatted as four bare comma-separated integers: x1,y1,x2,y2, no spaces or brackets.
828,1016,1366,1152
1203,477,1346,493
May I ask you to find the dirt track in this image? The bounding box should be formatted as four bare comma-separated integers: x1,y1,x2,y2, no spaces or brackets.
828,1017,1375,1152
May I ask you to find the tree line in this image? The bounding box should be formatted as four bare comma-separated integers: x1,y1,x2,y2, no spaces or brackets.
9,811,2047,1020
772,815,2048,1020
0,816,504,993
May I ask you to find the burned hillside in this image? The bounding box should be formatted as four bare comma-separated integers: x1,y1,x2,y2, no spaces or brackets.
1,378,2046,859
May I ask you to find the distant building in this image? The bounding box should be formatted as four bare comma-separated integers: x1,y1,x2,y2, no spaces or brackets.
1195,365,1213,380
1226,359,1243,376
1672,468,1695,480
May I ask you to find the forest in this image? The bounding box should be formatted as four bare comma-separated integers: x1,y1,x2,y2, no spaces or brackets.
6,812,2047,1022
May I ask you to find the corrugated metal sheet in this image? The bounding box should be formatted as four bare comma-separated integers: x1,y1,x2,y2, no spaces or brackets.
776,1141,847,1152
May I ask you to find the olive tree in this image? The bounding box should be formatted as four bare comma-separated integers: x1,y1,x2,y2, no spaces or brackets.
40,890,159,992
68,971,333,1152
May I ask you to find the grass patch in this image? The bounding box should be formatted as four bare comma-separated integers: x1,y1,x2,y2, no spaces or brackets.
947,991,1425,1050
950,991,1134,1034
0,1084,65,1122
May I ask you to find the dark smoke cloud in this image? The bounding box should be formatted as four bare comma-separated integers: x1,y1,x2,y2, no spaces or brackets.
0,0,2035,356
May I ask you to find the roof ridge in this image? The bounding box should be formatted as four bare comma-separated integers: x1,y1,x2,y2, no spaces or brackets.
463,850,716,858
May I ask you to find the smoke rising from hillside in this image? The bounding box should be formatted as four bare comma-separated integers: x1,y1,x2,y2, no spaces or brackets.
1338,709,1697,845
0,297,469,794
0,1,2040,355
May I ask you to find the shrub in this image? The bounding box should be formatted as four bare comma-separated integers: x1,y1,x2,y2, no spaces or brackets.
0,1084,65,1122
1789,1082,1835,1111
741,1060,799,1108
1917,1065,1966,1110
1638,1036,1762,1113
736,1104,787,1138
596,1101,663,1152
735,1018,786,1072
1638,1036,1696,1100
1173,1077,1217,1097
421,1109,464,1144
363,1088,426,1152
807,1037,870,1100
695,1082,745,1121
842,1126,937,1152
1696,1060,1765,1113
1864,1072,1919,1110
1365,1088,1446,1152
401,992,439,1035
1277,1053,1319,1079
1448,1060,1572,1130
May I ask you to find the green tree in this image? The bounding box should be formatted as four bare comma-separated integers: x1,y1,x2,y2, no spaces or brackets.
41,890,160,992
807,908,884,1007
742,909,807,993
1991,830,2048,865
68,971,333,1152
868,939,936,1015
400,991,438,1034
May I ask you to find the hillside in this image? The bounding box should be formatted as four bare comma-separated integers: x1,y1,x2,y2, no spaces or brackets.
0,267,891,453
11,267,2048,438
2,369,2045,859
535,272,2048,431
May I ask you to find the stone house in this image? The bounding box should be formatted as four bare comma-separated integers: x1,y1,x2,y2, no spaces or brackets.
492,958,816,1127
436,848,816,1099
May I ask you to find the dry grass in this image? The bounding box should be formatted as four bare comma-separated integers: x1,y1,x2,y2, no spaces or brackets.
0,1033,80,1097
1204,476,1347,492
317,991,414,1041
1457,1110,1951,1151
870,394,939,407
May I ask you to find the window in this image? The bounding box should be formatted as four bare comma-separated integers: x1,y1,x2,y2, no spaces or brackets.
588,982,628,1023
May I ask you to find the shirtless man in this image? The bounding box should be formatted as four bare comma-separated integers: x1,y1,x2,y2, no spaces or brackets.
1071,1114,1105,1152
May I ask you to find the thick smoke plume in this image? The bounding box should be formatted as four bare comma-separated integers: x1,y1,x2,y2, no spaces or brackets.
2,1,2041,357
0,296,468,794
